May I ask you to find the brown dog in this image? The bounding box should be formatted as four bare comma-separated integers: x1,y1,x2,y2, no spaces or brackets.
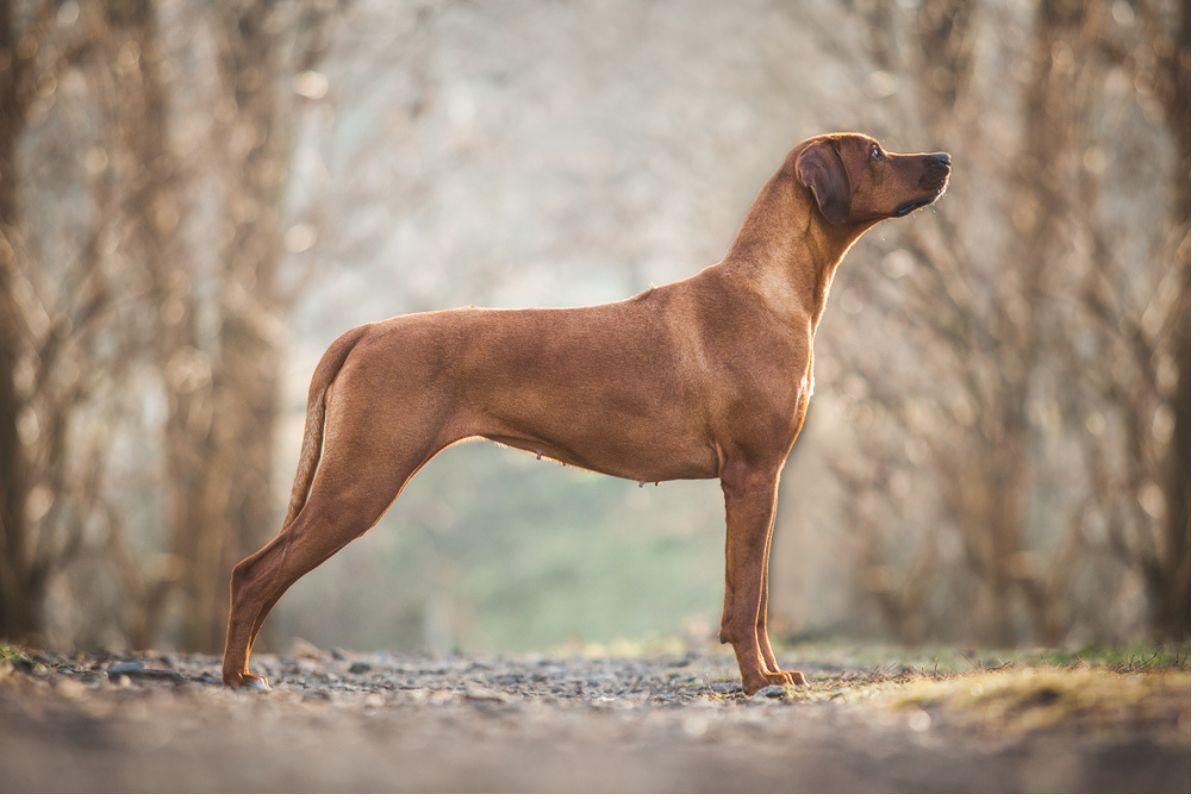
222,132,950,694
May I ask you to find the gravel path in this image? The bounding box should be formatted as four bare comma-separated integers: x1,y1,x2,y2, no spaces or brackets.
0,648,1188,792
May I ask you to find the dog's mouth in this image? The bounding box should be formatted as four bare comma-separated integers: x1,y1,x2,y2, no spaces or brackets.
892,189,944,218
892,198,931,217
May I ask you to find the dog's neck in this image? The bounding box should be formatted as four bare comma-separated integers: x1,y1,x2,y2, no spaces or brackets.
721,165,870,332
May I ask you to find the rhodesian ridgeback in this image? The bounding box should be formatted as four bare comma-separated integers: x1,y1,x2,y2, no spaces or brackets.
222,132,951,694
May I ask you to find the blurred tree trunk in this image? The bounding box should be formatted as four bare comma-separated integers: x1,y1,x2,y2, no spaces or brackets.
1155,304,1189,639
103,0,332,652
201,0,292,653
0,0,34,638
104,0,208,650
0,0,123,642
104,0,267,653
165,0,332,652
907,0,1041,646
991,0,1080,645
1151,0,1189,640
920,0,1087,646
1072,0,1189,641
1157,309,1188,639
841,0,1087,646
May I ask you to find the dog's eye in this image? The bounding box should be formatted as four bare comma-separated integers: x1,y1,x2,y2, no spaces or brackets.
870,144,883,162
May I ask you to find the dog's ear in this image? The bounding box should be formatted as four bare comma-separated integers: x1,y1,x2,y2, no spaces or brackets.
796,141,850,226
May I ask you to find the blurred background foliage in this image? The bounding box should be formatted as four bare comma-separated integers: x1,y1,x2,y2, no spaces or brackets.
0,0,1189,655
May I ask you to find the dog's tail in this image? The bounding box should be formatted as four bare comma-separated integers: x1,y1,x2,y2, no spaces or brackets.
282,325,368,528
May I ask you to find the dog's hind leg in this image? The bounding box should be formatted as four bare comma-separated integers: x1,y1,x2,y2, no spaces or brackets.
221,461,415,688
221,375,457,689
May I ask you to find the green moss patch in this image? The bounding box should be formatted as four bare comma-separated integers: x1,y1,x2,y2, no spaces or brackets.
0,644,26,661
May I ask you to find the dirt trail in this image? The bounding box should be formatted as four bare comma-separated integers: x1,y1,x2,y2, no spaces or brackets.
0,648,1188,792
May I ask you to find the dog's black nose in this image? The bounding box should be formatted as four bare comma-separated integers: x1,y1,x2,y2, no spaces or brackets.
929,152,951,167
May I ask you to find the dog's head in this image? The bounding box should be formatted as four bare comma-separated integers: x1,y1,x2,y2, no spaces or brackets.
795,133,950,227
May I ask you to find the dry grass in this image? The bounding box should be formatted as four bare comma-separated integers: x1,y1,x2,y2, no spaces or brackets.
885,667,1189,738
689,642,1195,746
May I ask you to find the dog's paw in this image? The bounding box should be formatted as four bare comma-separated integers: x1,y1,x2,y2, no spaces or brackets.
742,671,793,695
224,672,272,691
783,670,809,687
245,674,271,691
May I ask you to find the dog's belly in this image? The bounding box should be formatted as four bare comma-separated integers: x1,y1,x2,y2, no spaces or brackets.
480,416,719,483
446,303,720,482
471,355,720,481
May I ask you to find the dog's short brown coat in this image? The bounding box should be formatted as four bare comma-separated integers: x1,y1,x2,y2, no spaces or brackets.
222,132,950,694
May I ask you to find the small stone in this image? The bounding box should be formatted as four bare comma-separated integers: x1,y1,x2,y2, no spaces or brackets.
759,685,787,698
107,660,145,675
349,661,372,674
287,638,324,660
106,660,184,684
9,658,35,674
464,687,507,703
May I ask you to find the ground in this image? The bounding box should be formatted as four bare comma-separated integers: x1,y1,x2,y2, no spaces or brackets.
0,640,1189,792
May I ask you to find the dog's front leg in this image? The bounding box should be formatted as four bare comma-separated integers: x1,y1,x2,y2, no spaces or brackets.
754,524,809,687
718,462,793,695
